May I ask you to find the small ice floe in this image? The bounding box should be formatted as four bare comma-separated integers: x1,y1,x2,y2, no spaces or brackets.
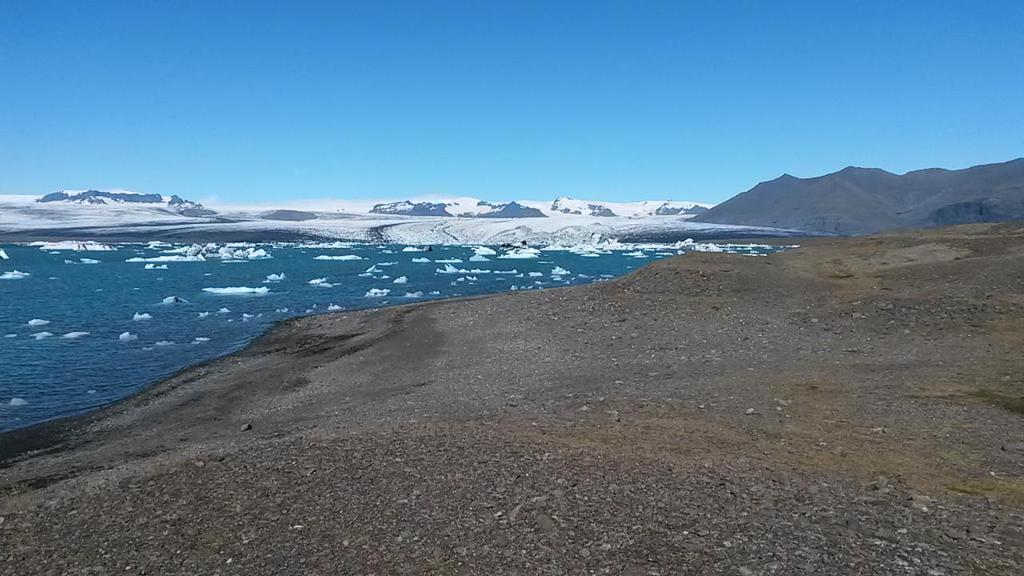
364,264,382,274
133,312,152,321
364,288,390,298
392,276,408,284
162,296,189,304
264,273,286,283
127,254,206,263
217,307,231,314
327,303,343,311
308,277,334,288
493,269,518,275
26,319,50,326
314,254,362,261
87,389,96,394
154,340,175,346
551,266,570,276
436,264,464,274
474,246,497,257
201,286,269,296
0,270,30,280
401,246,427,252
498,247,540,259
469,254,490,262
275,307,289,313
192,337,210,344
376,261,397,266
241,313,255,321
624,250,647,258
32,240,114,251
411,257,430,263
429,290,441,295
119,332,138,342
31,331,53,340
62,331,89,339
9,397,28,406
434,258,463,264
144,263,168,270
198,311,210,318
404,291,423,298
79,258,100,264
4,334,16,338
528,272,543,277
0,248,8,260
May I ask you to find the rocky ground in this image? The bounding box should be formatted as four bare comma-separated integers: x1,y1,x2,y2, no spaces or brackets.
2,223,1024,575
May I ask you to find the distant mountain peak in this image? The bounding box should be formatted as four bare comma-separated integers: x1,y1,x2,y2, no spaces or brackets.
37,189,215,216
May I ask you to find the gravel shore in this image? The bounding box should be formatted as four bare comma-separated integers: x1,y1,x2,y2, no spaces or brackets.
3,223,1024,575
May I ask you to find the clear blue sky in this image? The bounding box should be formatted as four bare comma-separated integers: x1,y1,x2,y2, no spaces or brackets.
1,1,1022,205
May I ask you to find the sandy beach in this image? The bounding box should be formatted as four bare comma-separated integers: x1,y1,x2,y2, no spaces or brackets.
3,223,1024,575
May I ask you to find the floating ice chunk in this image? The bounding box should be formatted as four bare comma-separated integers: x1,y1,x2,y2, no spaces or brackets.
119,332,138,342
217,307,230,314
0,248,8,260
434,258,463,264
79,258,100,264
364,288,390,298
26,319,50,326
327,303,343,311
493,269,518,275
275,307,289,313
314,254,363,261
264,273,286,282
202,286,269,296
144,263,168,270
364,264,382,274
126,254,206,263
404,291,423,298
162,296,189,304
241,313,255,321
473,246,497,256
0,270,30,280
32,241,114,251
429,290,441,295
551,266,570,276
62,331,90,339
435,264,462,274
401,246,427,252
498,248,540,259
308,277,334,288
411,257,430,263
469,255,490,262
3,334,16,338
393,276,408,284
528,272,543,277
31,331,53,340
133,312,152,321
9,397,28,406
154,340,175,346
624,250,647,258
192,337,210,343
198,311,210,318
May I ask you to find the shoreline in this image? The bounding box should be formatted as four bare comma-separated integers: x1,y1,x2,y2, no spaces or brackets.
3,223,1024,574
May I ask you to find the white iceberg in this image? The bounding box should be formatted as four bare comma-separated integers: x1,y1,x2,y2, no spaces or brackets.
469,254,490,262
126,254,206,263
62,331,90,339
9,397,28,406
193,337,211,343
401,246,427,252
498,247,540,259
79,258,100,264
404,291,424,298
154,340,175,346
364,288,390,298
32,241,114,251
133,312,152,321
473,246,497,256
26,319,50,326
161,296,189,304
0,270,30,280
308,277,334,288
314,254,363,261
327,303,343,311
119,332,138,342
144,263,168,270
217,307,230,314
411,257,431,263
0,248,8,260
31,331,53,340
393,276,408,284
264,273,286,282
551,266,570,276
434,258,463,264
198,311,210,318
202,286,270,296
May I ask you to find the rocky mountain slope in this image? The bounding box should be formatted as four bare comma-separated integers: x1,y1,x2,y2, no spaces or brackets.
693,158,1024,234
